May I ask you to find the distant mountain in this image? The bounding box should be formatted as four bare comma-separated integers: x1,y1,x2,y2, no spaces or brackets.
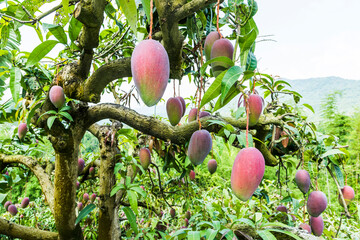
121,76,360,124
285,77,360,120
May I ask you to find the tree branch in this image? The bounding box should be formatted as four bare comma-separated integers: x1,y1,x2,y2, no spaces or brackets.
0,0,79,24
82,58,132,103
0,154,55,213
0,218,58,240
174,0,220,20
85,103,281,165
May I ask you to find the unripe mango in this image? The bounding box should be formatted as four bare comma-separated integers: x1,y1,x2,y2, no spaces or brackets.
83,193,89,202
49,85,66,109
18,123,28,140
245,94,263,126
310,216,324,236
276,205,288,213
170,208,176,218
204,31,220,61
188,108,198,122
8,204,18,216
166,97,183,126
90,193,96,203
176,96,186,116
4,201,12,211
188,109,210,122
78,202,83,211
76,181,80,190
338,185,355,207
188,130,212,166
139,148,151,170
185,210,191,219
21,197,30,208
78,158,85,174
210,38,234,77
295,170,311,194
299,223,311,234
189,170,195,180
89,167,95,175
131,39,169,106
207,159,217,174
231,147,265,201
307,191,327,217
199,111,210,118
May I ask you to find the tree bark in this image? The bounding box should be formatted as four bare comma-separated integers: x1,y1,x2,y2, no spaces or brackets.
0,154,55,213
0,218,58,240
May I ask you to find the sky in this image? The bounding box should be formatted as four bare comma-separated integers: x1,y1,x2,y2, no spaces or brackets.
254,0,360,80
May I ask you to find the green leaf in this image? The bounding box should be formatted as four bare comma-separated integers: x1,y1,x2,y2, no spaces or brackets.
117,0,137,34
230,218,255,229
246,51,257,71
127,190,138,215
123,206,138,234
62,0,69,15
75,203,95,225
110,184,125,197
141,0,151,23
257,230,277,240
69,17,82,42
187,231,200,240
131,186,146,198
221,66,243,104
332,164,344,188
26,40,59,67
10,67,21,104
0,193,7,204
302,103,315,113
320,149,345,159
267,229,303,240
37,64,52,80
200,70,228,108
47,116,57,129
43,23,67,44
27,101,42,126
201,57,234,75
206,229,218,240
214,85,240,111
239,18,258,65
58,111,73,122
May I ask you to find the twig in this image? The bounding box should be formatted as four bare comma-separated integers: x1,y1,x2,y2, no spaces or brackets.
326,165,351,218
0,0,79,24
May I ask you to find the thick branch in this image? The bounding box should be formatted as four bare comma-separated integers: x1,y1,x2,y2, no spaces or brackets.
75,0,107,50
0,154,55,213
82,58,132,103
0,218,58,240
174,0,220,20
85,103,281,165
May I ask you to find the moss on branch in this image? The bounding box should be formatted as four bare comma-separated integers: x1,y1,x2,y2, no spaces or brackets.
0,154,55,213
85,103,281,165
0,218,58,240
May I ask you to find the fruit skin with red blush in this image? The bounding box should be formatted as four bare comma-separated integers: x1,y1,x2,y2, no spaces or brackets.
231,147,265,201
188,130,212,166
131,39,169,107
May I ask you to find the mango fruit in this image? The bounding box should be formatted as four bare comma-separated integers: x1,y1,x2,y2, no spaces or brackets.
231,147,265,201
131,39,169,106
188,130,212,166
